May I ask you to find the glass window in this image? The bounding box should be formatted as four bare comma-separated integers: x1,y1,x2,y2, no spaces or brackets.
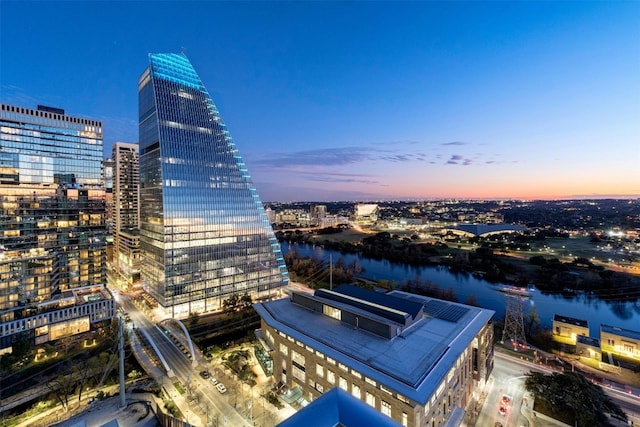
327,370,335,384
381,400,392,417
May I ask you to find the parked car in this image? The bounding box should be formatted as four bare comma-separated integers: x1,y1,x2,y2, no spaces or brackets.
216,383,227,394
199,370,210,379
499,404,507,416
210,377,218,385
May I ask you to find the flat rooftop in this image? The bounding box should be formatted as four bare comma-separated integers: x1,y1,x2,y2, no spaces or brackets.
255,288,494,404
601,324,640,341
554,314,588,328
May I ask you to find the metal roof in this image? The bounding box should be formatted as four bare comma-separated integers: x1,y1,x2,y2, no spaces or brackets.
254,288,494,404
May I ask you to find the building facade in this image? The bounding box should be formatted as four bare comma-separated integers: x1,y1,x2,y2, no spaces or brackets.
255,285,494,427
552,314,589,345
111,142,140,287
137,53,289,318
600,324,640,362
0,104,114,352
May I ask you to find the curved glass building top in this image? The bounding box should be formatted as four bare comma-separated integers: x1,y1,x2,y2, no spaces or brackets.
138,53,288,317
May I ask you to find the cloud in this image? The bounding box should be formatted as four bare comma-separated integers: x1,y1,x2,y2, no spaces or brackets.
250,146,372,167
446,154,473,166
306,175,380,185
441,141,468,146
250,143,431,169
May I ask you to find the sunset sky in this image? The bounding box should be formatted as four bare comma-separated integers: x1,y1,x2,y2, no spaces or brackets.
1,1,638,201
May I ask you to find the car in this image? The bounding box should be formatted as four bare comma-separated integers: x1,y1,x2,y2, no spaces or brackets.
199,370,210,379
216,383,227,394
210,377,218,385
499,404,507,416
501,395,511,405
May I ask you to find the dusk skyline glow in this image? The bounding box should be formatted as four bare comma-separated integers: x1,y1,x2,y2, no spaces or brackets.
1,1,639,201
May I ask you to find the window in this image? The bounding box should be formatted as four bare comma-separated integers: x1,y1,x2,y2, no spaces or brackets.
292,350,305,366
338,362,348,371
366,392,375,407
279,343,288,356
327,370,335,384
323,305,341,320
608,339,615,346
402,412,408,427
352,384,361,399
365,377,376,386
292,363,305,382
339,376,348,391
316,364,324,377
381,400,392,417
380,385,394,396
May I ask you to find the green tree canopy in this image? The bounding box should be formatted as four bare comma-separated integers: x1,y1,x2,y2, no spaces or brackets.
524,371,627,427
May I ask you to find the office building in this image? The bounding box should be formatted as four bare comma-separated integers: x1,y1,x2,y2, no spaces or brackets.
0,104,114,352
138,53,288,318
112,142,140,287
254,285,495,427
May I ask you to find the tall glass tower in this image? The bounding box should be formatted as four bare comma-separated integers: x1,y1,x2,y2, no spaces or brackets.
138,53,288,318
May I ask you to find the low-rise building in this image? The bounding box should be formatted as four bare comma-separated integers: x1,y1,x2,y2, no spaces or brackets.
552,314,589,345
576,335,601,361
254,285,495,427
600,324,640,362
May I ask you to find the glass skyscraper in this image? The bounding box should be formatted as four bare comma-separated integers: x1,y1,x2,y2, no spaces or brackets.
0,104,114,351
138,53,288,318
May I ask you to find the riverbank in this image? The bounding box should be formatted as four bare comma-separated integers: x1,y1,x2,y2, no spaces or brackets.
279,228,640,299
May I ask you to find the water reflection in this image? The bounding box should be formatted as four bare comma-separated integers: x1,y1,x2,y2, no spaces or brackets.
282,242,640,337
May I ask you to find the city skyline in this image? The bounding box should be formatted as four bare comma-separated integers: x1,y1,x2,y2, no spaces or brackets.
1,1,639,201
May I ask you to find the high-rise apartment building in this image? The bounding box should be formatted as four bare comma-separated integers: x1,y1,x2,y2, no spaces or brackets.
112,142,140,287
138,53,289,318
0,104,114,352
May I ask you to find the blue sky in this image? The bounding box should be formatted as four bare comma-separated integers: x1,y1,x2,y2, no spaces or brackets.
1,1,639,201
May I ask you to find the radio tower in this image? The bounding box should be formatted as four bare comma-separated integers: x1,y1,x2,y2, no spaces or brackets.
501,293,527,348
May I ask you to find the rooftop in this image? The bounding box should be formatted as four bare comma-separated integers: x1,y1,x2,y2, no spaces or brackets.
254,287,494,404
276,387,401,427
601,324,640,341
553,314,589,328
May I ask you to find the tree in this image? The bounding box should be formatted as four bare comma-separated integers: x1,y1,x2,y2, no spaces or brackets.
524,371,627,427
47,370,77,412
524,306,540,338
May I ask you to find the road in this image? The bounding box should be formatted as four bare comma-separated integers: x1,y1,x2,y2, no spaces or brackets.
117,292,253,427
475,352,640,427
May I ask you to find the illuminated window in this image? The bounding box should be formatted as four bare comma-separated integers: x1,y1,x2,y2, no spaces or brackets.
352,384,361,399
381,400,392,417
323,305,341,320
327,370,335,384
366,392,375,407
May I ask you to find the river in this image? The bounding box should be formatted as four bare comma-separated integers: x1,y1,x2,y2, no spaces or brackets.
281,242,640,337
